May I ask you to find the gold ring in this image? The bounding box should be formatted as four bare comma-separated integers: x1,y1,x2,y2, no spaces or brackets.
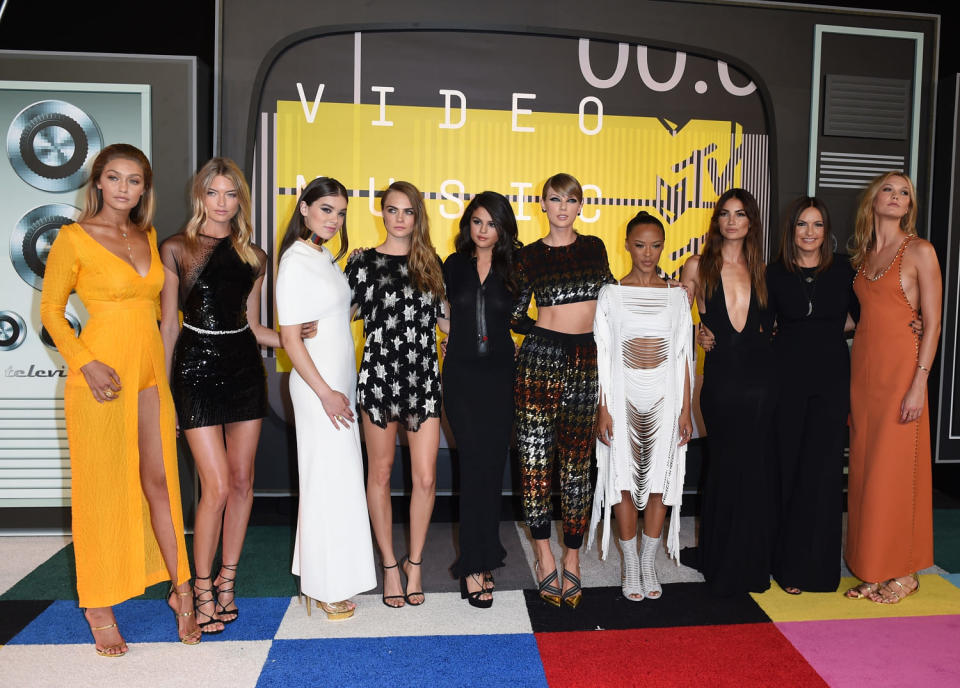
335,415,344,422
104,390,114,398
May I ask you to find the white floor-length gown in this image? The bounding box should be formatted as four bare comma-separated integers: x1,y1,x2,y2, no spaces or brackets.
276,241,376,602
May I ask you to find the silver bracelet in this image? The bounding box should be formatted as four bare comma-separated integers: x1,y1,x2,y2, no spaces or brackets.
182,322,250,335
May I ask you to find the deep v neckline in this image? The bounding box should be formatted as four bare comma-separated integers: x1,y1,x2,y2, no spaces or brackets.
719,275,751,334
76,223,153,278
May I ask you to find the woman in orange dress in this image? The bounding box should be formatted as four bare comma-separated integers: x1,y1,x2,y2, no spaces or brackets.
845,171,941,603
40,144,200,655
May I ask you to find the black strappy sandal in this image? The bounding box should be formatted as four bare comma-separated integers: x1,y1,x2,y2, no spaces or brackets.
400,555,425,606
215,563,238,624
193,575,224,635
381,561,405,609
460,573,493,609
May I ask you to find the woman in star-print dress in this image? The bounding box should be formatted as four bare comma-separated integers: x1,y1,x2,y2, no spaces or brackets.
344,181,446,609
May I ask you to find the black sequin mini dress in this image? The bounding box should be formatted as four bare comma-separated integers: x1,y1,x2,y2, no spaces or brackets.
160,234,268,429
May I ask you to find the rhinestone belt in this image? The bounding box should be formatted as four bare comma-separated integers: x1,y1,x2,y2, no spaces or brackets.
182,322,250,335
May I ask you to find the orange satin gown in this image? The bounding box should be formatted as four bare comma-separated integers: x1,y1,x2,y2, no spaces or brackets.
847,236,933,582
40,223,190,608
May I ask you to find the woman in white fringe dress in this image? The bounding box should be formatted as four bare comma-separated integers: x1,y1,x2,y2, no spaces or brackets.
276,177,376,619
590,211,694,601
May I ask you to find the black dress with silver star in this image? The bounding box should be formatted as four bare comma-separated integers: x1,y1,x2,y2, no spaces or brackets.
345,249,443,431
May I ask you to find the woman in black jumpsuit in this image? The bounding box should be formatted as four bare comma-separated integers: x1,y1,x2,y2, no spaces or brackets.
442,191,521,608
766,197,855,593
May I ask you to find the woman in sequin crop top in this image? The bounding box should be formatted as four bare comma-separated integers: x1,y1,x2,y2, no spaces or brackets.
512,173,613,609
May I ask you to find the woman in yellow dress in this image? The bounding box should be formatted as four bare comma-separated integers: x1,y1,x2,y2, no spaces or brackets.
40,144,201,656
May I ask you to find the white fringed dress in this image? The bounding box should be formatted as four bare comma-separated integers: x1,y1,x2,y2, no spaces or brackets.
588,283,694,561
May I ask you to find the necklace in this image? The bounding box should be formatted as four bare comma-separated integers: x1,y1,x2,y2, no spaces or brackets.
117,225,136,266
306,230,325,246
799,266,817,317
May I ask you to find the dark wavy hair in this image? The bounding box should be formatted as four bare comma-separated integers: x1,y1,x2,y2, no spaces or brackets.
278,177,349,261
776,196,834,274
698,188,767,307
455,191,522,295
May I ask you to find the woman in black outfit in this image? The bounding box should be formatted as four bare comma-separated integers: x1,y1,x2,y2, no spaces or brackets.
765,197,855,593
442,191,521,608
681,188,775,596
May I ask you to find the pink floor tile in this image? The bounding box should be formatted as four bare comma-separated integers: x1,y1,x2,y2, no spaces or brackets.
776,615,960,688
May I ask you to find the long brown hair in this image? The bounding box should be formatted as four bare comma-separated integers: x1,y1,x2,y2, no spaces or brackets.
776,196,834,274
698,188,767,307
850,171,918,270
278,177,349,261
79,143,154,232
185,157,259,267
382,181,445,298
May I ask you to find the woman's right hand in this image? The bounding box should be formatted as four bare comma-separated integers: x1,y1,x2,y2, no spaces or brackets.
697,323,716,351
596,404,613,446
318,388,356,429
79,360,122,403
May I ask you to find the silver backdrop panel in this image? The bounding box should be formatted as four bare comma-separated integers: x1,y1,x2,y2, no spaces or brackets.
0,81,150,508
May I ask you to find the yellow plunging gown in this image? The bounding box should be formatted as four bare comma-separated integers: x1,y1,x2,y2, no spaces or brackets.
40,222,190,608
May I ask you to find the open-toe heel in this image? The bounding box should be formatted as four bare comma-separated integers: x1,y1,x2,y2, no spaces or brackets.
83,609,127,658
619,536,643,602
193,575,224,635
214,563,238,624
460,574,493,609
168,583,201,645
400,555,425,606
381,561,405,609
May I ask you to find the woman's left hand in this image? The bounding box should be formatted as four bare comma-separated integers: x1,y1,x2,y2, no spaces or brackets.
301,320,318,339
900,380,927,423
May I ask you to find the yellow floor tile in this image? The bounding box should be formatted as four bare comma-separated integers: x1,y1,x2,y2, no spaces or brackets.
751,575,960,622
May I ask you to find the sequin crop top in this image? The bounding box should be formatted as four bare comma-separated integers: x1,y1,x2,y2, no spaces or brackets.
511,234,614,334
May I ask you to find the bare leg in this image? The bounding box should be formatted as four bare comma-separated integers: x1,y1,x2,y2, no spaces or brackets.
363,411,403,607
614,492,639,541
183,425,228,633
138,386,200,643
642,493,667,538
213,419,261,621
533,538,557,581
403,417,439,604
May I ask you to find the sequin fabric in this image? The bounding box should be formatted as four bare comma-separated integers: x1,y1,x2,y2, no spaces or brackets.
511,234,613,333
345,249,443,431
515,327,599,549
160,234,268,429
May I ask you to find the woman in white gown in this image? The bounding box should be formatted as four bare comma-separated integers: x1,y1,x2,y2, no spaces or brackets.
590,211,694,601
275,177,376,619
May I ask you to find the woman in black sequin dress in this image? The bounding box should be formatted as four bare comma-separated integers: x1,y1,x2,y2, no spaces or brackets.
344,181,446,608
160,158,304,632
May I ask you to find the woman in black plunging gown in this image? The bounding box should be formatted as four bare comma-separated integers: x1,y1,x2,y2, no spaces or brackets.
681,188,775,596
160,158,311,632
442,191,521,608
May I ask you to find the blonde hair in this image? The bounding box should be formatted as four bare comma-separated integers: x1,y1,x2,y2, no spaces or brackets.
185,157,260,267
850,171,918,269
381,181,445,298
79,143,155,232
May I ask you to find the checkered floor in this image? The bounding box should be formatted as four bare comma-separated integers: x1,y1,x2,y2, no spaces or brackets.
1,520,959,687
